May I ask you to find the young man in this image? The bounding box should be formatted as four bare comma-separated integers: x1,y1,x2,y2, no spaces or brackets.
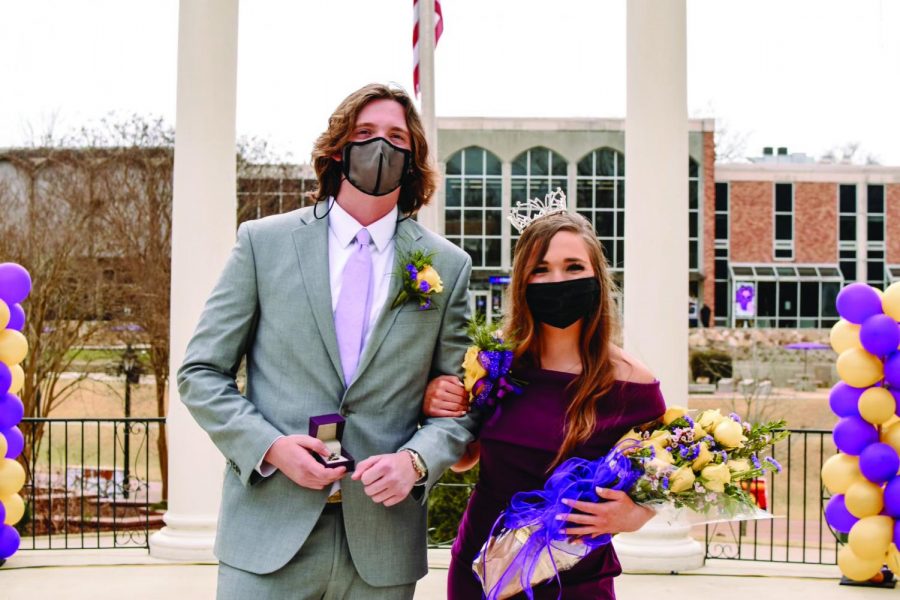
178,83,475,599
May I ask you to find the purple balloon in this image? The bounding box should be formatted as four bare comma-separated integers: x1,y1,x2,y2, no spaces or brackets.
860,443,900,484
833,416,880,455
7,303,24,331
860,314,900,357
0,363,10,398
885,477,900,517
830,382,864,418
826,494,859,534
0,264,30,306
886,352,900,388
0,393,23,430
837,283,884,325
2,427,22,459
0,524,19,559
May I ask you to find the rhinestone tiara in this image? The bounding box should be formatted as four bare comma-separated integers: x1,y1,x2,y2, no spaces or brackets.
507,188,568,234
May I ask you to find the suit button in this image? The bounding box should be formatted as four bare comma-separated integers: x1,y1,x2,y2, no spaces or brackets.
340,407,350,417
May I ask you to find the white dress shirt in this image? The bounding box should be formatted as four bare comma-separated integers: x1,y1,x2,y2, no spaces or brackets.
257,200,398,478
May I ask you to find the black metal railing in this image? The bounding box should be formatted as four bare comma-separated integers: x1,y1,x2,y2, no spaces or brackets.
16,417,165,551
704,428,838,565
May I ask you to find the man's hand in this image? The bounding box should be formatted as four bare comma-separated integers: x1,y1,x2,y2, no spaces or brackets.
423,375,468,417
351,452,418,507
262,435,346,490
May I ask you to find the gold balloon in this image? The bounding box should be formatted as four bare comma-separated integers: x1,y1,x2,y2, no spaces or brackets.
839,545,885,581
888,544,900,574
845,479,884,518
1,493,23,525
831,319,863,353
0,459,24,497
836,348,884,388
884,282,900,321
0,300,9,331
849,515,894,561
0,434,6,460
882,422,900,454
8,364,22,395
822,453,863,495
0,330,27,366
859,387,897,425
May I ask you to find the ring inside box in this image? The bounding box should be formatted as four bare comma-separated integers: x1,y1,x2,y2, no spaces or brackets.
309,413,355,470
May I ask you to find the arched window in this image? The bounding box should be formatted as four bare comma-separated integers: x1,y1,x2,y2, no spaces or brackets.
510,147,567,258
444,146,502,268
576,147,624,270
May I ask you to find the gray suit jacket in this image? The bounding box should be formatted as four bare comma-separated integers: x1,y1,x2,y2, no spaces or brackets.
177,207,478,584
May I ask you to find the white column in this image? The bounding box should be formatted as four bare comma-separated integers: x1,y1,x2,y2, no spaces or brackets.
614,0,705,572
416,0,440,232
150,0,239,561
501,161,512,270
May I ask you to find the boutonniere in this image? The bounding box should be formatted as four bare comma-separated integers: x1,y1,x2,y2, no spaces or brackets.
391,249,444,310
462,316,524,411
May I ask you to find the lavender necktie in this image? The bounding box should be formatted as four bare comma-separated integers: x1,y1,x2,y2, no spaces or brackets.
334,229,373,385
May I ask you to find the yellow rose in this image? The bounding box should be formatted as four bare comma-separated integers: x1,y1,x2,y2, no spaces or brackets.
617,428,643,446
727,459,751,473
648,445,674,465
692,422,708,441
713,419,747,449
662,406,687,426
691,442,713,471
669,466,696,493
462,346,487,394
649,430,672,446
697,409,726,430
700,463,732,493
416,265,443,294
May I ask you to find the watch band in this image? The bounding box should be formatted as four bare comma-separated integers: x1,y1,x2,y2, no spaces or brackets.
402,448,428,484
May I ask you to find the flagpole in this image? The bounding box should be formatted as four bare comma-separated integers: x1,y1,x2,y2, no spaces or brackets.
416,0,440,232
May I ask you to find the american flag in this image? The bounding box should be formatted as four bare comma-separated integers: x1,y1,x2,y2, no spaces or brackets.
412,0,443,96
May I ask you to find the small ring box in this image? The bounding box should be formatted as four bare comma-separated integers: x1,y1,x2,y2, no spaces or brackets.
309,413,355,470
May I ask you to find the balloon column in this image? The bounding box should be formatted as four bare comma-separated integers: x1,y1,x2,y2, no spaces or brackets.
823,282,900,581
0,263,31,563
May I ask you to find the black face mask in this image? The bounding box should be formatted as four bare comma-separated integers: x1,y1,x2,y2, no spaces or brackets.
525,277,601,330
341,137,411,196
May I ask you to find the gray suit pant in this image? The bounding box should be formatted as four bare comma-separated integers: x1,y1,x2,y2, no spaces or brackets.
216,504,416,600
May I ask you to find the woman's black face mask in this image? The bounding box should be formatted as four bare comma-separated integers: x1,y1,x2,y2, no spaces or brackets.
525,277,601,329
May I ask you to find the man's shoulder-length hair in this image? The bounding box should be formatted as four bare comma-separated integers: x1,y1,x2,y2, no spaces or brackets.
310,83,438,215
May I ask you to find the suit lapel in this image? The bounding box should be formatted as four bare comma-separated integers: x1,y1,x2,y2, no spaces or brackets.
291,212,344,383
351,218,423,387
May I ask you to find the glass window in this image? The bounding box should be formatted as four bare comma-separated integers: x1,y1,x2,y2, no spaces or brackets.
775,183,793,212
868,216,885,242
444,146,503,269
800,282,819,317
715,182,728,212
868,185,885,214
576,147,624,271
840,216,856,241
839,184,856,213
715,214,728,240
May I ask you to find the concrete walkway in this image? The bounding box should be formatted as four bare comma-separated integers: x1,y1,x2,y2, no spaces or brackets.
1,549,893,600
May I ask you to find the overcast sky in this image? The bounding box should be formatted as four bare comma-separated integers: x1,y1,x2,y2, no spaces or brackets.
1,0,898,164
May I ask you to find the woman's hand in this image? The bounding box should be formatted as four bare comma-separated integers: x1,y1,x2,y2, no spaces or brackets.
556,487,655,538
423,375,468,417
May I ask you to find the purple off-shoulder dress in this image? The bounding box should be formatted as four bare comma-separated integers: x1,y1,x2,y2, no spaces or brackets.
448,367,666,600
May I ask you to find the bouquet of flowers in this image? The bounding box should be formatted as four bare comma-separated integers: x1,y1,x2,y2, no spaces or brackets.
391,249,443,310
461,316,522,411
473,407,788,600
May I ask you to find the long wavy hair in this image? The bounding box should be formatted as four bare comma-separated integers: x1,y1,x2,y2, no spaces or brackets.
505,211,620,468
310,83,438,215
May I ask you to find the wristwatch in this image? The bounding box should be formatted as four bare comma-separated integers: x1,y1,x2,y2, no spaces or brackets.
401,448,428,485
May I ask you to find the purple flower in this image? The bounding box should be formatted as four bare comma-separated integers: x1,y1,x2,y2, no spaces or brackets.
729,412,742,422
764,456,782,473
661,476,670,490
419,297,432,311
751,454,761,469
684,415,695,427
406,264,418,280
419,280,430,293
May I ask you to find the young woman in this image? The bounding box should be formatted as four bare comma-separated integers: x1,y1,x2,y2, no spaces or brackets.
424,211,666,599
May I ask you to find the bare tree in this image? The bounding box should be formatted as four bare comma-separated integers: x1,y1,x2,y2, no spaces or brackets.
0,149,116,474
